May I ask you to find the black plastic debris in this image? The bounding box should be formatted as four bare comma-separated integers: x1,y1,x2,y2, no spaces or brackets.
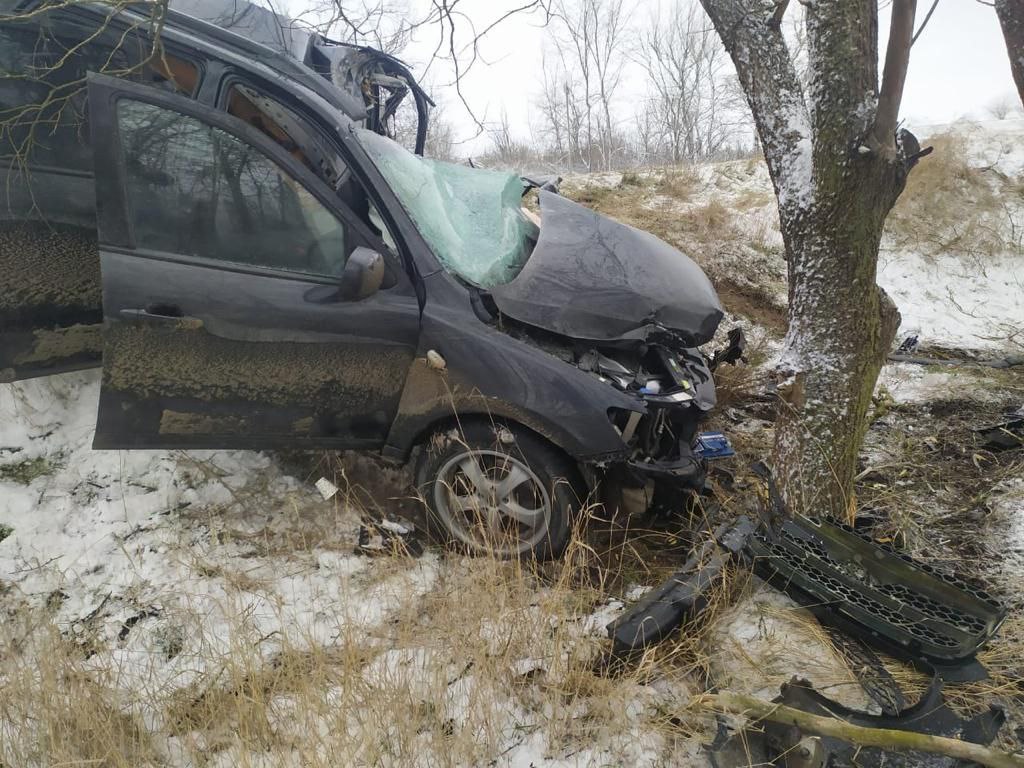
709,676,1005,768
745,515,1006,681
745,466,1006,681
606,518,754,655
356,517,423,557
607,463,1007,683
897,334,920,355
976,407,1024,452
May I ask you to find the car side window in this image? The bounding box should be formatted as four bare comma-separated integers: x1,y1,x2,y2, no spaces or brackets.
117,99,348,278
0,25,199,175
225,84,403,264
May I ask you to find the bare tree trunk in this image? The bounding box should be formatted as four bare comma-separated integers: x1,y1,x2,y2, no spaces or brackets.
699,0,917,519
995,0,1024,108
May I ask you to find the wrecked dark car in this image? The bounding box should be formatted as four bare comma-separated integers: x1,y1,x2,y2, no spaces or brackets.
1,1,741,559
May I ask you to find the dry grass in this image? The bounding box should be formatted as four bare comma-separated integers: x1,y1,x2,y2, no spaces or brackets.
4,373,1022,765
0,619,159,766
887,131,1021,262
0,433,738,768
654,167,701,200
0,405,862,766
0,532,721,766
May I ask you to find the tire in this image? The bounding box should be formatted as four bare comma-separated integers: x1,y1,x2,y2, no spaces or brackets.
415,420,585,560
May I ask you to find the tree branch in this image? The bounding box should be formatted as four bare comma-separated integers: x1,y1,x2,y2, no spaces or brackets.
873,0,917,150
698,0,810,216
911,0,940,45
770,0,789,27
698,691,1024,768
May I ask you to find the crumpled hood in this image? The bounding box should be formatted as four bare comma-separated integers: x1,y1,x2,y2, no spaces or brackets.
490,191,724,346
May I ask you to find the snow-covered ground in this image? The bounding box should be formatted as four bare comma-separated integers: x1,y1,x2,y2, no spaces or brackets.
878,251,1023,353
3,371,872,766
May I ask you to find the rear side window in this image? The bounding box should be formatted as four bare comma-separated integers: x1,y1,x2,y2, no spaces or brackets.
117,99,349,278
0,25,127,173
0,23,199,174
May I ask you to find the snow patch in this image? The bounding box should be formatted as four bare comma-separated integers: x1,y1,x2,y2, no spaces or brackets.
878,252,1024,353
709,582,876,712
875,363,1003,405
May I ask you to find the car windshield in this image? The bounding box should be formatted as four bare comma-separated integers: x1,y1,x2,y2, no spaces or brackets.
355,129,536,288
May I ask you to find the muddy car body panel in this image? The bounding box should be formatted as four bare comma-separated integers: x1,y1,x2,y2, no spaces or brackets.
86,77,422,449
381,286,647,463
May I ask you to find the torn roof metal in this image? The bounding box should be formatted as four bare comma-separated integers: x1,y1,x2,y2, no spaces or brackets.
166,0,432,153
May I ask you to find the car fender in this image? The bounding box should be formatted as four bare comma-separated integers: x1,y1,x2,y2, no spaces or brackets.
383,304,644,464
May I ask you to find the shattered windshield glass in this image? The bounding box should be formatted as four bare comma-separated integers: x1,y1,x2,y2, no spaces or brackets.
356,129,536,287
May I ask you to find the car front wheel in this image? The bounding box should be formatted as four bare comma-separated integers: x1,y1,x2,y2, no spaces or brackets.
415,421,583,560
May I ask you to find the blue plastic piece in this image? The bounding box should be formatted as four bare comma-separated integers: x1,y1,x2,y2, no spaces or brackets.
695,431,735,459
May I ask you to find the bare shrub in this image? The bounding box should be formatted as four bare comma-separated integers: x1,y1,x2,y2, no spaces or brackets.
985,95,1018,120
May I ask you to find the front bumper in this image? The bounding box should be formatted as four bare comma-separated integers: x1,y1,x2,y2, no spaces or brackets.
625,431,734,489
628,442,706,487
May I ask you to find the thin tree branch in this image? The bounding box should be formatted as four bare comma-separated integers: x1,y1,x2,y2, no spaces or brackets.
698,0,810,214
698,691,1024,768
911,0,940,45
872,0,917,149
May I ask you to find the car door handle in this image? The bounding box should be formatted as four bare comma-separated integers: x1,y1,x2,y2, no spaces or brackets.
120,307,204,329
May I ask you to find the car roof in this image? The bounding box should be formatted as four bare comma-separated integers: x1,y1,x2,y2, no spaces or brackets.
0,0,367,119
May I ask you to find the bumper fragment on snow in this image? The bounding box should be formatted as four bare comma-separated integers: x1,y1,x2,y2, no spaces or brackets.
607,466,1007,678
607,517,755,655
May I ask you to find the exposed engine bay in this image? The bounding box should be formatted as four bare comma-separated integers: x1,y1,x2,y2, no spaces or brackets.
588,343,719,489
496,307,746,497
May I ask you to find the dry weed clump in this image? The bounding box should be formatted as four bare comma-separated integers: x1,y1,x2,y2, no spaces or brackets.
887,131,1018,262
0,618,158,767
654,166,701,200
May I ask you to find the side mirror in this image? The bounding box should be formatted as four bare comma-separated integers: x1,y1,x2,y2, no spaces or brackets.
339,246,385,301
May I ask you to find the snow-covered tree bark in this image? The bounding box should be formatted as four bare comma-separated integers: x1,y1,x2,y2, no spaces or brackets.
995,0,1024,108
697,0,922,519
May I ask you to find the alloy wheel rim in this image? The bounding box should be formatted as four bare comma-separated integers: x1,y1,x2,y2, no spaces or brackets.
434,449,552,556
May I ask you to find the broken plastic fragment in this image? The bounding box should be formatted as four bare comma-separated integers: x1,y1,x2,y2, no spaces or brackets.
315,477,339,500
426,349,446,370
379,517,414,536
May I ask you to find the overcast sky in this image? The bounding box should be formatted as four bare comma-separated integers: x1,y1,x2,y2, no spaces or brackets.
285,0,1020,154
405,1,1019,149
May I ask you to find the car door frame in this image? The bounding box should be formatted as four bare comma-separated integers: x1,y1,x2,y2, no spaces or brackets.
86,72,423,450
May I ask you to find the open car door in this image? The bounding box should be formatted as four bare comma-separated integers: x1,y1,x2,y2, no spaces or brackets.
85,74,421,450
